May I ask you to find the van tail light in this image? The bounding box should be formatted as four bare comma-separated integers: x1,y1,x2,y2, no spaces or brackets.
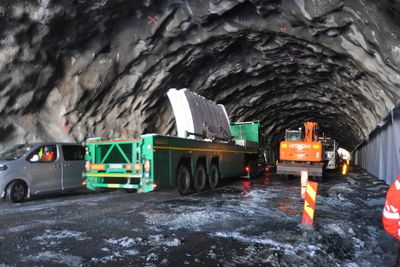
82,180,87,187
265,167,270,172
144,160,151,173
244,166,250,172
85,161,91,171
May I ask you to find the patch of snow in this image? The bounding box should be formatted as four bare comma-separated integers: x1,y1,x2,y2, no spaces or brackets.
212,231,294,250
148,234,181,247
124,249,139,256
105,237,135,248
1,220,56,234
208,249,217,259
351,237,365,249
245,189,279,201
34,230,88,245
24,251,83,267
324,224,346,238
146,252,158,262
91,254,117,264
144,210,233,231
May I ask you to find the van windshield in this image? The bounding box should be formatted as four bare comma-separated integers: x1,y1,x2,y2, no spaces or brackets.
0,144,35,160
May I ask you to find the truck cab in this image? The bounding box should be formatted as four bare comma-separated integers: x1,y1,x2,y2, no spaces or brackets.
322,138,339,170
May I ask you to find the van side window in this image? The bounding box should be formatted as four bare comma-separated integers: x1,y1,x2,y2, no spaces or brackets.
62,145,85,161
28,145,57,162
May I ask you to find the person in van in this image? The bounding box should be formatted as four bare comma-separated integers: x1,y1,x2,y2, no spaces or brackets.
41,146,55,161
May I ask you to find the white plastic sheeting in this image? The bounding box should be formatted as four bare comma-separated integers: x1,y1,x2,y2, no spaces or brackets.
167,88,231,140
355,107,400,184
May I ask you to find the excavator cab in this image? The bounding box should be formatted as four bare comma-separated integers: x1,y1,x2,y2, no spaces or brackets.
284,129,302,141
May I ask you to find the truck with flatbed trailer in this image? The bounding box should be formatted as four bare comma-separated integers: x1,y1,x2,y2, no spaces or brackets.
83,89,262,195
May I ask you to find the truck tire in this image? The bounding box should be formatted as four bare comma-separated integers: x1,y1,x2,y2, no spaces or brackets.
208,164,220,190
194,164,207,192
6,180,27,203
176,165,192,195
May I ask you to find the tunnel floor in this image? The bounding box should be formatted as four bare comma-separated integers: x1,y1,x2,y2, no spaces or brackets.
0,167,396,266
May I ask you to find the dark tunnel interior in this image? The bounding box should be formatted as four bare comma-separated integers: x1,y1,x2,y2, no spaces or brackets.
0,0,399,152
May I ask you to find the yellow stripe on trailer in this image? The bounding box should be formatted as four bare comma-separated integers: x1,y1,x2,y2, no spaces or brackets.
153,145,258,154
86,173,142,178
107,184,120,188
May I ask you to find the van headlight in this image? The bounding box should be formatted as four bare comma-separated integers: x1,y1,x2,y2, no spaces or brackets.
0,164,8,171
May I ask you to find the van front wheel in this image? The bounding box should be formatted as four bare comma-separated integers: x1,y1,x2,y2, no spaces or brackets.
6,180,26,203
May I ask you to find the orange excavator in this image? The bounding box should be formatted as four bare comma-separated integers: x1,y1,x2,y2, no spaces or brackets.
277,122,324,181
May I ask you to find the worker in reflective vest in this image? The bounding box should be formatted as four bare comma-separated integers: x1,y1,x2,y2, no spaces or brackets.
383,175,400,239
383,175,400,266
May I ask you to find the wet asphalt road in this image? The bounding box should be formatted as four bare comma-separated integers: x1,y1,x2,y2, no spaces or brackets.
0,167,397,267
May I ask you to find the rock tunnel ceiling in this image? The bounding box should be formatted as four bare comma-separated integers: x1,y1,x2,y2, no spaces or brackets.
0,0,400,151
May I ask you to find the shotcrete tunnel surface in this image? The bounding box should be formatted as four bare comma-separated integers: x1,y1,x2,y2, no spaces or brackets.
1,1,400,266
0,1,399,159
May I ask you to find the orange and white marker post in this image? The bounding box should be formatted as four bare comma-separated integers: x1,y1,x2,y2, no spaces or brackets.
302,181,318,226
300,171,308,199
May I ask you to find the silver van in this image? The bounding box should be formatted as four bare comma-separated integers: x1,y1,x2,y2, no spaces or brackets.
0,143,85,203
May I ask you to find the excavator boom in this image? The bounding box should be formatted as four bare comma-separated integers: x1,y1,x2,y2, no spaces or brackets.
304,122,318,142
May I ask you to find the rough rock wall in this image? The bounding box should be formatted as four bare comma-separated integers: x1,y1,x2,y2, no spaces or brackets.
0,0,399,150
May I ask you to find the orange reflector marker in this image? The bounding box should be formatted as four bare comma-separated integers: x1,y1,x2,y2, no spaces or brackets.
91,164,105,171
312,144,320,149
125,164,131,171
302,181,318,226
134,163,142,171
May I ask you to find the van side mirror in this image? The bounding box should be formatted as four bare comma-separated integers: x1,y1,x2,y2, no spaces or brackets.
30,154,40,162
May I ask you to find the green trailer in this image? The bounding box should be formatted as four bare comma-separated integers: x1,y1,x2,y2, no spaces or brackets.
83,121,261,195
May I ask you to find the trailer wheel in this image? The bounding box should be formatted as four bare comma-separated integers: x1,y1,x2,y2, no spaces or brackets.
208,164,220,190
194,164,207,192
176,165,192,195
